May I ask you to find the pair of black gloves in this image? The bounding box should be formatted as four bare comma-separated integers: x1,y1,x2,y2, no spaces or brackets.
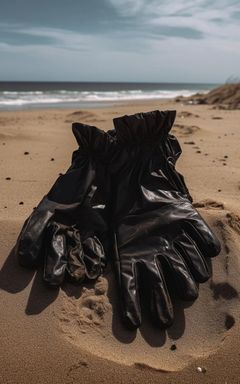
15,110,221,329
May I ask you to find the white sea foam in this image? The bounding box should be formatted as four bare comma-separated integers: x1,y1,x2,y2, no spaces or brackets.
0,88,207,109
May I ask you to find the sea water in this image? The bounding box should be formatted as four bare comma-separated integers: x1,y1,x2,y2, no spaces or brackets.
0,81,219,110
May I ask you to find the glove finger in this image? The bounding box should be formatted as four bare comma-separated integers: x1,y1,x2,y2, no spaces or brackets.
16,198,55,268
174,232,210,283
144,260,174,327
184,214,221,257
65,228,86,283
82,236,105,279
119,261,141,329
43,222,68,286
66,233,105,283
160,249,199,301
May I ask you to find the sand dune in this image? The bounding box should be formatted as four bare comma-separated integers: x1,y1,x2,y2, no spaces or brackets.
176,83,240,110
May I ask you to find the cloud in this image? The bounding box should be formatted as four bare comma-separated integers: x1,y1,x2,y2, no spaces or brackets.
107,0,240,40
0,24,93,51
107,0,145,15
1,0,240,48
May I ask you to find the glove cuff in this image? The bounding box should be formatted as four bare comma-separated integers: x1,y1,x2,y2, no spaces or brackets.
72,122,113,158
113,110,176,145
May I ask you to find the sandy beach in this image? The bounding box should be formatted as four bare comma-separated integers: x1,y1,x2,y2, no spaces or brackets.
0,99,240,383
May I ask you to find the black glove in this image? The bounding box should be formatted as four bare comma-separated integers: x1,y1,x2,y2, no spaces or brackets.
110,110,221,328
15,123,112,286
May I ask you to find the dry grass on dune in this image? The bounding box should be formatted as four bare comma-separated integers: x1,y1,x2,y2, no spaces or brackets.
176,83,240,109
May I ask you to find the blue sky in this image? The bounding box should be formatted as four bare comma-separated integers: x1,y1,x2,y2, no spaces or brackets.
0,0,239,82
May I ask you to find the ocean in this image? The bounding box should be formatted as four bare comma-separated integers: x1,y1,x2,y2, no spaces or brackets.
0,81,219,110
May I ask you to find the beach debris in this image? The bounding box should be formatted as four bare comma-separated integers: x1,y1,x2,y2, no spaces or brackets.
24,151,29,155
225,314,235,330
19,201,24,205
209,281,238,301
5,177,11,180
197,367,207,373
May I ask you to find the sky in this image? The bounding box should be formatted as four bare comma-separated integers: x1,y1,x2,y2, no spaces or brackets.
0,0,239,83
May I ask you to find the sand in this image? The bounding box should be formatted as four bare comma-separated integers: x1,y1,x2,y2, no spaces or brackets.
0,99,240,383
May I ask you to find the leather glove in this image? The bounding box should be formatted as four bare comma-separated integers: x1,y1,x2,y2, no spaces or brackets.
110,110,221,328
15,123,112,286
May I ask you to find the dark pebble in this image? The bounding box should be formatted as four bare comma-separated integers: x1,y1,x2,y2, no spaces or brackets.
24,151,29,155
184,141,195,145
225,314,235,330
224,155,228,158
218,189,222,192
170,344,177,351
223,163,227,166
5,177,11,180
196,150,201,153
19,201,24,205
51,158,55,161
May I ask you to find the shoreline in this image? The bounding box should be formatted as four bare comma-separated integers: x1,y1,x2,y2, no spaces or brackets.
0,81,219,111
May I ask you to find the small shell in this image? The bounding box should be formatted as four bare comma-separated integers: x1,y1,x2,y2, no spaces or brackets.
197,367,206,373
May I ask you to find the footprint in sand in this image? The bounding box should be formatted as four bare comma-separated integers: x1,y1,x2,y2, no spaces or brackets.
183,141,195,145
226,212,240,234
54,209,240,373
194,199,224,210
172,124,200,137
178,111,199,118
65,111,100,123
